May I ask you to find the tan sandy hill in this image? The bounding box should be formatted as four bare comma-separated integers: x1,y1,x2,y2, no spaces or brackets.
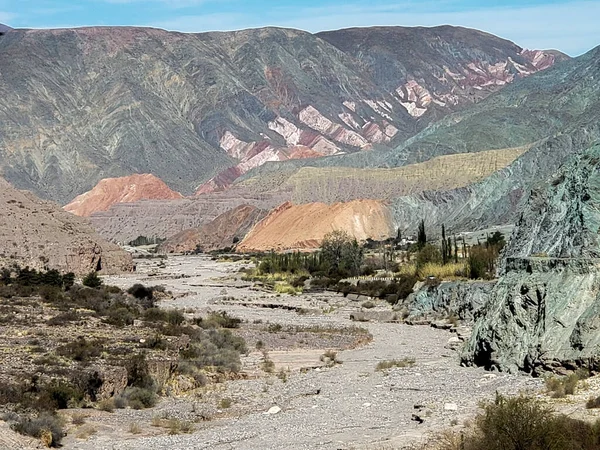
64,174,183,217
0,178,133,275
158,205,267,254
237,200,394,252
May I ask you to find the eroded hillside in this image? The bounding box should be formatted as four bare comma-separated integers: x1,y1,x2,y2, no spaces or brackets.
237,200,394,252
64,174,183,217
0,178,132,274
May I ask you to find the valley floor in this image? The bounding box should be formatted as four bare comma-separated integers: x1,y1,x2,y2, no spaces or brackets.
59,256,542,449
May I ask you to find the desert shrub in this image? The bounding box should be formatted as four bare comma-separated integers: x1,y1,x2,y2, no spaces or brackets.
46,310,81,326
10,413,64,447
120,387,157,410
104,306,136,327
141,334,168,350
164,309,185,326
97,398,115,412
587,396,600,409
143,307,168,322
56,337,103,362
375,358,415,371
71,412,88,425
125,353,155,390
39,285,63,302
219,398,232,409
416,244,442,270
545,373,581,398
127,284,153,300
290,275,309,288
463,394,600,450
179,339,242,373
82,272,102,288
35,380,85,411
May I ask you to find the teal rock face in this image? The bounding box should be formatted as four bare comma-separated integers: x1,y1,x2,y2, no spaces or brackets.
462,144,600,373
504,143,600,260
403,280,495,322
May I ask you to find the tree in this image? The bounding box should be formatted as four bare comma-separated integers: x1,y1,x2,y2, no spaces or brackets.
441,224,447,265
82,271,102,288
320,230,364,277
417,220,426,249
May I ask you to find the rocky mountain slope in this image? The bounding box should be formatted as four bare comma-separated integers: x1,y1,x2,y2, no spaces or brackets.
0,24,11,35
0,25,562,203
158,205,266,253
461,143,600,373
237,200,394,252
0,177,133,274
64,174,183,217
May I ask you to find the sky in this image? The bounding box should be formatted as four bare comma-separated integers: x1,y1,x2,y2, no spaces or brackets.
0,0,598,56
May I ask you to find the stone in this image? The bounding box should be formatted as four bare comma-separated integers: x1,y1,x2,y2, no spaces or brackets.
265,406,281,415
444,403,458,411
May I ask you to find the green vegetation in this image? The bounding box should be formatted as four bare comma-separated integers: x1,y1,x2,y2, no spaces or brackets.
0,268,248,445
433,394,600,450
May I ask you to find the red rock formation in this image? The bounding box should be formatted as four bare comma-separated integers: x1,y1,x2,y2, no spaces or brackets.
64,174,183,217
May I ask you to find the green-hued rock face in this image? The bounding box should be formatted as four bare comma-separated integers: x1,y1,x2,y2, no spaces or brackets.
504,143,600,260
462,258,600,374
462,144,600,373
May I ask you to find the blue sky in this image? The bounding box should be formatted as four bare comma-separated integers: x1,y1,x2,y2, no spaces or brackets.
0,0,598,55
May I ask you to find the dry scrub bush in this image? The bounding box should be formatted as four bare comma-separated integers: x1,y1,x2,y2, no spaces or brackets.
431,394,600,450
375,358,415,371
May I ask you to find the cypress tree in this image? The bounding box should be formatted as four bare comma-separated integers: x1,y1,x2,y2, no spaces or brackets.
441,224,447,265
417,220,426,249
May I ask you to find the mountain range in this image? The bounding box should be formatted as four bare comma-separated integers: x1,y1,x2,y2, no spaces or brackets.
1,21,598,259
0,24,564,205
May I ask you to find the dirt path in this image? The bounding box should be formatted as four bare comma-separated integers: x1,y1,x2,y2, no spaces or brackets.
70,256,542,450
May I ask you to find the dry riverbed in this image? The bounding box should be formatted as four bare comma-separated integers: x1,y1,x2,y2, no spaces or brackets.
48,256,546,449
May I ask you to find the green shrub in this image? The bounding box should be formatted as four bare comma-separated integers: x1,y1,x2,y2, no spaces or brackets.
56,337,103,362
125,353,155,390
375,358,415,371
120,387,157,409
127,284,153,300
82,272,102,288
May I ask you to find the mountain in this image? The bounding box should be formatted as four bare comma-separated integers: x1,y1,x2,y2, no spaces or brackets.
64,174,183,217
236,200,394,252
0,25,562,204
0,24,11,35
158,204,266,253
0,177,133,275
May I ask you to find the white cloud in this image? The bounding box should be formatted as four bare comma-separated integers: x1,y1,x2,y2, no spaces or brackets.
151,1,600,55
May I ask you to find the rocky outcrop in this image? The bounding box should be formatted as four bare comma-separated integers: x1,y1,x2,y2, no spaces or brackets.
462,143,600,373
237,200,394,252
158,205,266,253
462,257,600,374
403,280,495,323
0,25,562,203
502,143,600,261
64,174,183,217
0,177,133,275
